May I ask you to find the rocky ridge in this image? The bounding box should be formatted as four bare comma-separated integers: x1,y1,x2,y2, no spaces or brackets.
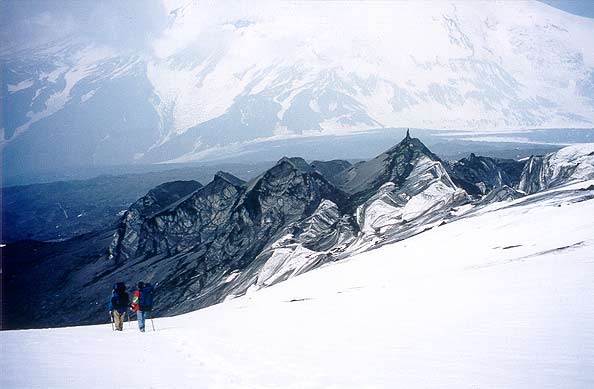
4,137,594,329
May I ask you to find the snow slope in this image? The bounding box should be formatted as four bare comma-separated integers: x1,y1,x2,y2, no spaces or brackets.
2,180,594,388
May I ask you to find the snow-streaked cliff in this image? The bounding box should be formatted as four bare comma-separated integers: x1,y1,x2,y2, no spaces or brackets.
519,143,594,193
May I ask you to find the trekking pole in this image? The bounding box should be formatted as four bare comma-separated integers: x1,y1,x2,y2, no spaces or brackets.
127,311,130,329
150,313,155,332
110,311,114,331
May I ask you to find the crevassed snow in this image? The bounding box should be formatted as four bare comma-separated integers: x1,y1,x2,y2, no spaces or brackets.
2,181,593,388
146,57,245,137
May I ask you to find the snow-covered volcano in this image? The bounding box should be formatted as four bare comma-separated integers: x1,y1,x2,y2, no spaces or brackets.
2,178,593,388
2,1,594,173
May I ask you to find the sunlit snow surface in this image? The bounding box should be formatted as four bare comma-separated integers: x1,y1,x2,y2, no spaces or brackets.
2,181,594,388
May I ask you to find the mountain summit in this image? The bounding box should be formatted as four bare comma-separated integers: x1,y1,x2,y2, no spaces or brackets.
334,131,442,202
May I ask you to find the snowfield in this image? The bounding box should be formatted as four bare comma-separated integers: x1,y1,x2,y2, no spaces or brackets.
2,181,594,388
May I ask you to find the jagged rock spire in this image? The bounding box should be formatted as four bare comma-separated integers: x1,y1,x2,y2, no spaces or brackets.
276,156,313,173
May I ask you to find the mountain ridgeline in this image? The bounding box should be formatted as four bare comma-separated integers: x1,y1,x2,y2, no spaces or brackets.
3,136,594,330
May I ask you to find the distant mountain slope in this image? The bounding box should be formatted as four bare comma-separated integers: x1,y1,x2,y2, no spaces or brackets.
2,1,594,174
1,162,273,243
309,160,352,184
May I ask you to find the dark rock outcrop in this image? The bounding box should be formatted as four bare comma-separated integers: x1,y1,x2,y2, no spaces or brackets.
108,180,202,262
102,157,352,316
310,160,352,184
111,159,349,262
334,130,443,203
449,153,525,196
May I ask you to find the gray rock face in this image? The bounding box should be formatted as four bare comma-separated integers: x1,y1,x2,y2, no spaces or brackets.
103,158,352,313
518,156,547,194
108,180,202,262
449,153,525,196
310,160,352,184
128,180,204,217
133,173,246,260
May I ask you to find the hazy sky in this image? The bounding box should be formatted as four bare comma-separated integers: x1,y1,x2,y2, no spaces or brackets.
0,0,167,53
539,0,594,18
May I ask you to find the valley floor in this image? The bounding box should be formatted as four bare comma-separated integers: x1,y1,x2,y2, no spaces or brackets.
2,181,594,389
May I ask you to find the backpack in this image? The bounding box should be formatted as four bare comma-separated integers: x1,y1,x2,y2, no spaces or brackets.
138,283,154,312
111,283,129,313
